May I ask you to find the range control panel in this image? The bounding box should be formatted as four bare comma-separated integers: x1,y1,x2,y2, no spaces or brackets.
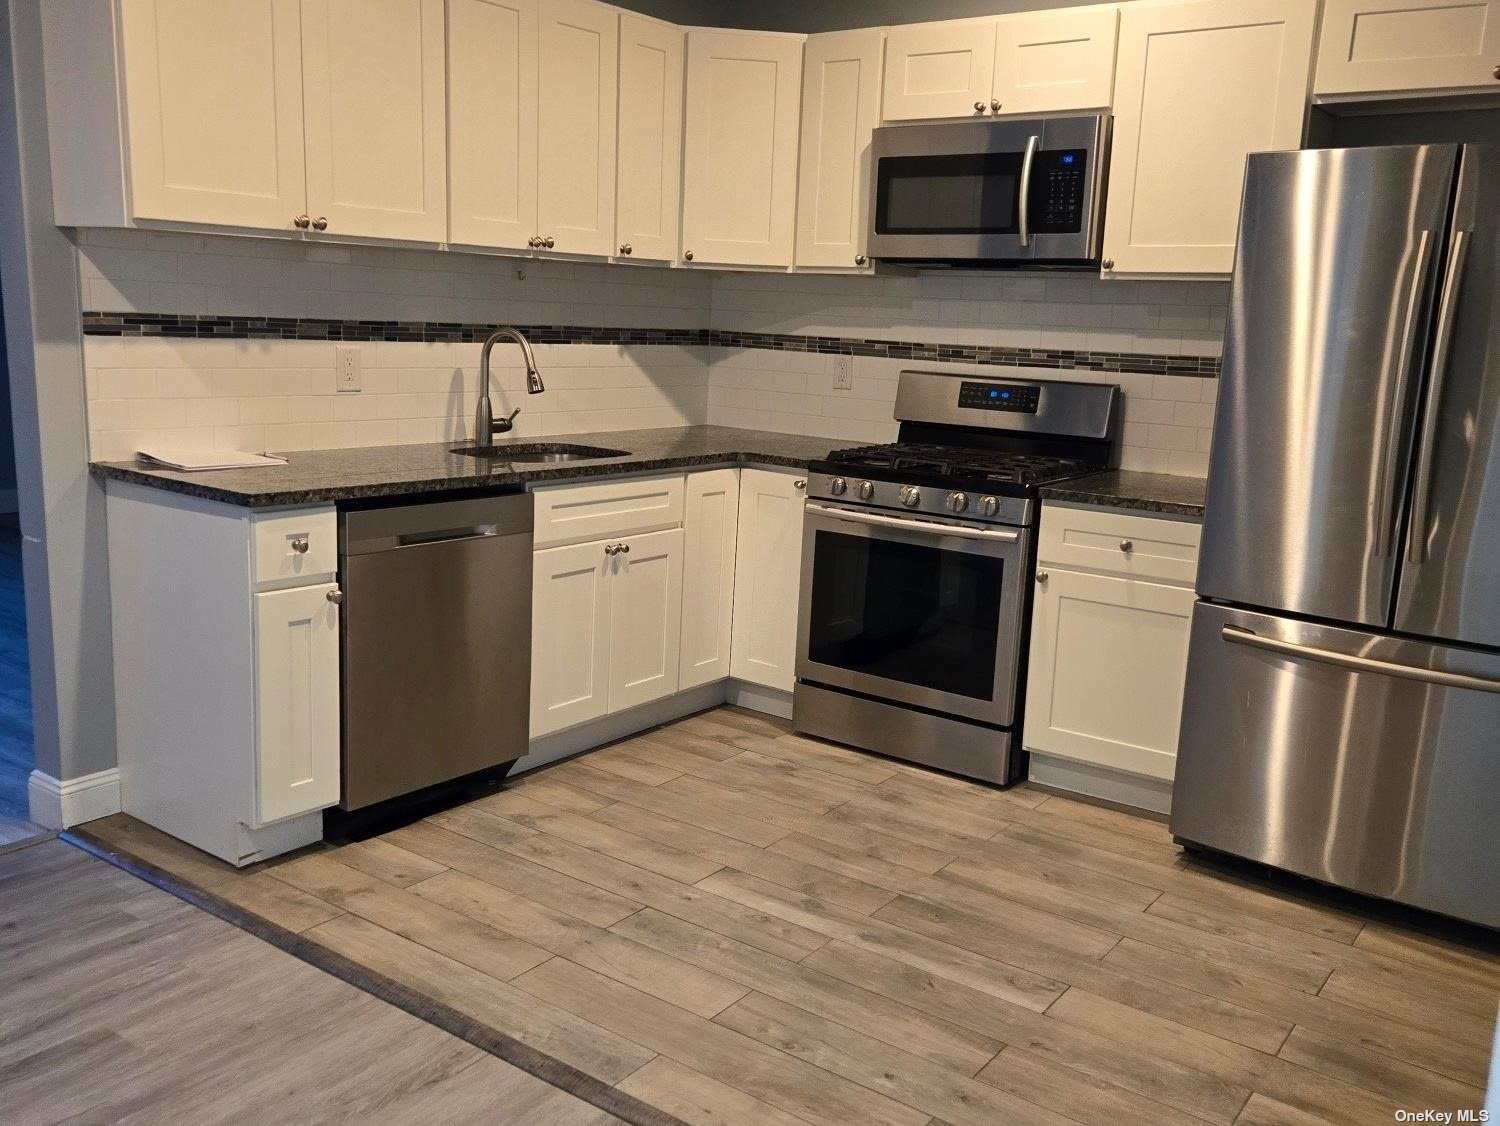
1031,149,1088,232
959,381,1040,413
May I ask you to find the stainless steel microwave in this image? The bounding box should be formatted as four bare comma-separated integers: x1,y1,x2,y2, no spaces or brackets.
867,114,1110,269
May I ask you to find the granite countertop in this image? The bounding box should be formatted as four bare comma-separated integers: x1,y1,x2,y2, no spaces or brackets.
90,425,853,508
1039,470,1208,518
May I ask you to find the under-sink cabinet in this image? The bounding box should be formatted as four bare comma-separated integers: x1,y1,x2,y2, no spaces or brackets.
1024,504,1201,812
105,484,342,865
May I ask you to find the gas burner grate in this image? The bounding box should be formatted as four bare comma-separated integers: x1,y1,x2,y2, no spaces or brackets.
825,443,1087,485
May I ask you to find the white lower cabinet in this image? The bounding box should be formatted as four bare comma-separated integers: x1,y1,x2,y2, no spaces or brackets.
679,469,739,689
530,537,614,736
1024,505,1201,788
607,528,685,712
730,468,807,692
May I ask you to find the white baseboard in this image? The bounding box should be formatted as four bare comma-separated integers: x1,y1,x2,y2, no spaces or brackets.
726,679,793,719
28,768,123,830
1026,753,1172,817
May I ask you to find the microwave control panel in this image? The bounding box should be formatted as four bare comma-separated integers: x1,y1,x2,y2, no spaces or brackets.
1032,150,1088,232
959,382,1040,413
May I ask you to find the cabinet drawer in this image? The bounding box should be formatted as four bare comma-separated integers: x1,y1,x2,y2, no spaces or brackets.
252,508,338,586
1038,504,1200,584
532,474,685,547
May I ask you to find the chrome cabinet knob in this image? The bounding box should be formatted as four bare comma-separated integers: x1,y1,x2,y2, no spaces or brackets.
1036,570,1049,583
326,589,343,605
990,99,1002,112
946,491,969,513
1119,540,1134,553
1101,258,1115,271
793,478,806,491
619,243,633,255
1494,63,1499,79
619,542,630,555
684,250,694,261
856,480,874,501
293,214,311,229
899,485,921,508
311,216,328,231
528,236,541,248
544,236,555,248
973,101,986,113
979,495,999,517
854,254,867,265
290,537,310,554
604,544,618,556
829,476,848,496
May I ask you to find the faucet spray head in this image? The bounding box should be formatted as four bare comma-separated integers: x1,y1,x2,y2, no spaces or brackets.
527,368,545,394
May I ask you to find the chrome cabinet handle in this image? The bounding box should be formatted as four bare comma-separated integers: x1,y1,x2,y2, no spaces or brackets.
619,243,632,255
854,254,867,265
290,537,310,554
684,250,694,261
973,101,986,113
326,589,343,605
990,99,1002,112
311,216,328,231
1375,229,1433,558
1017,134,1039,247
1119,540,1134,553
1407,228,1469,566
1222,626,1500,694
293,215,311,229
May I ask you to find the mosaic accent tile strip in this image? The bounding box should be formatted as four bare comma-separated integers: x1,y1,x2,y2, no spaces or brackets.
81,313,1220,377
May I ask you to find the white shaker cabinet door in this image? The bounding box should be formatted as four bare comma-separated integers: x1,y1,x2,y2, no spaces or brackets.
448,0,539,250
795,28,884,271
730,469,806,692
679,469,739,689
530,539,613,737
681,30,804,268
1024,567,1195,782
119,0,308,230
992,6,1119,114
1103,0,1317,276
615,13,684,263
253,583,341,826
1315,0,1500,96
537,0,618,258
881,18,997,121
300,0,448,242
608,528,685,713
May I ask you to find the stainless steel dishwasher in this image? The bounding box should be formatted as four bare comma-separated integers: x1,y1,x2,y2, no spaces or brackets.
337,492,532,813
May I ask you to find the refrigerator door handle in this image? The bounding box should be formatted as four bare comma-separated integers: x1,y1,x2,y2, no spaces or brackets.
1221,625,1500,694
1406,228,1470,566
1374,229,1433,559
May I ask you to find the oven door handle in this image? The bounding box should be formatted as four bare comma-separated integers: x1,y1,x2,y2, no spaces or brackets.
1018,134,1040,248
805,503,1020,544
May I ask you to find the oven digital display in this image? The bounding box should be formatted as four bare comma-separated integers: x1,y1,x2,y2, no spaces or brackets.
959,381,1040,413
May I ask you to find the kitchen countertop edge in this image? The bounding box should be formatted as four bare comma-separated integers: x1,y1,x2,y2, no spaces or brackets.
1039,470,1208,518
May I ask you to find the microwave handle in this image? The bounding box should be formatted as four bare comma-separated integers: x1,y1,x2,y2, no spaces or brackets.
1018,134,1040,247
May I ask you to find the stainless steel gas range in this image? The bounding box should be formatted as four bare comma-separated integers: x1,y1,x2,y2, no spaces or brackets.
793,370,1120,785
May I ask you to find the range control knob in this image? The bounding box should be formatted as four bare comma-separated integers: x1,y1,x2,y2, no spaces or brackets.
828,476,848,496
899,485,922,508
946,491,969,513
856,480,875,501
978,495,1000,517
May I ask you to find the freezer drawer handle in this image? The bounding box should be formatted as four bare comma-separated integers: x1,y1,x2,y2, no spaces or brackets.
1221,626,1500,694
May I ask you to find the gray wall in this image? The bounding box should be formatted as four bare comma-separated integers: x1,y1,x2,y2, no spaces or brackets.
0,288,16,506
622,0,1126,32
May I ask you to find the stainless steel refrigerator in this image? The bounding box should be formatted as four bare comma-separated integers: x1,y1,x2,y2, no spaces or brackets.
1172,143,1500,929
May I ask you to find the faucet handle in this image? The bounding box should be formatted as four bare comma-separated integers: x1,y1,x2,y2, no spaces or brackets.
494,407,521,433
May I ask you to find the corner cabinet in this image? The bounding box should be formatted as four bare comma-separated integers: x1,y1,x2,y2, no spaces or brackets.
616,12,685,263
1102,0,1317,277
105,484,341,865
680,470,739,689
1024,504,1200,812
730,469,808,692
795,28,885,271
681,29,805,268
1314,0,1500,98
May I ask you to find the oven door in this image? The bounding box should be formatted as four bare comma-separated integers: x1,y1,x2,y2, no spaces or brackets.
797,502,1030,726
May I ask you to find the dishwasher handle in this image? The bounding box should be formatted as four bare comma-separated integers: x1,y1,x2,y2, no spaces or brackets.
396,525,499,548
341,492,533,556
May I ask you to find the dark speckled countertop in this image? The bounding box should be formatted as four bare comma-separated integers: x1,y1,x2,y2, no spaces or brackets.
1039,470,1207,518
90,425,854,508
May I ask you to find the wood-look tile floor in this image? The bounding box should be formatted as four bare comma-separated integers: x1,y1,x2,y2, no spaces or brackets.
82,707,1498,1126
0,838,622,1125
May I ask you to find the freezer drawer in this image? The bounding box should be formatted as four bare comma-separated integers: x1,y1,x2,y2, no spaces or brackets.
1173,602,1500,928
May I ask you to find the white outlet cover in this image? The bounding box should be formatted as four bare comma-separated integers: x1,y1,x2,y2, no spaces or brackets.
832,356,854,390
336,345,361,392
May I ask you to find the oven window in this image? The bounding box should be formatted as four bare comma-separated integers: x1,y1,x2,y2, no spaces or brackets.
806,529,1004,699
874,153,1022,235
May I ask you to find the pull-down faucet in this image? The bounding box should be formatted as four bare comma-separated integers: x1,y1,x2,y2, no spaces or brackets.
475,327,544,445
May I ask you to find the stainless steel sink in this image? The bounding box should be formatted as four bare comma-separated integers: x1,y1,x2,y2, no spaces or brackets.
451,442,630,462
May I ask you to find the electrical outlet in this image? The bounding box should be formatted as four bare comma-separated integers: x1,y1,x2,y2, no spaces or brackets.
336,345,361,392
832,355,854,390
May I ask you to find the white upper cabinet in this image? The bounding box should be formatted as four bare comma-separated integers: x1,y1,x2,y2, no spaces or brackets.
681,29,805,268
300,0,447,242
1103,0,1317,277
616,13,685,262
881,18,997,120
795,28,885,271
536,0,618,257
448,0,540,250
117,0,308,230
1314,0,1500,97
992,6,1119,114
